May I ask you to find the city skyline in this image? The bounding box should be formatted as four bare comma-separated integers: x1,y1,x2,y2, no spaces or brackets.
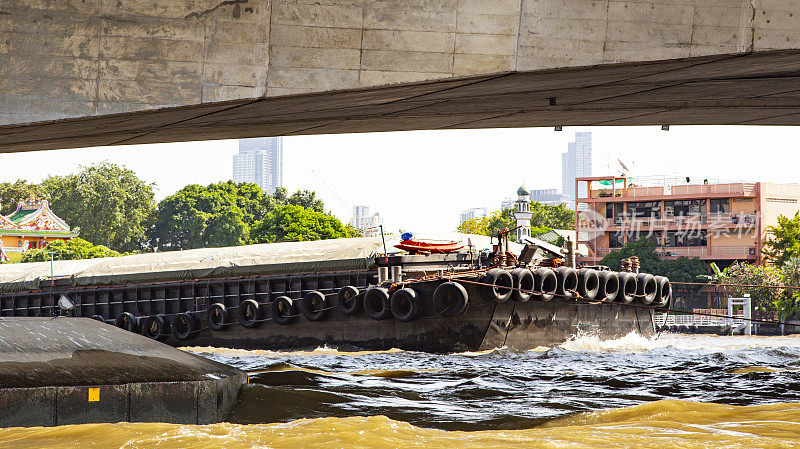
1,126,800,235
233,137,284,194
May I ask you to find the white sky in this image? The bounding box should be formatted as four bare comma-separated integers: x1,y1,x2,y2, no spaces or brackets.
1,125,798,234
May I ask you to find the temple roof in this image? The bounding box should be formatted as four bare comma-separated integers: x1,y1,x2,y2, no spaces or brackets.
1,196,76,235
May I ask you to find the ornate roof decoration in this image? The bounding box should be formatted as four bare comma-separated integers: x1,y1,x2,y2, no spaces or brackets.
1,196,74,234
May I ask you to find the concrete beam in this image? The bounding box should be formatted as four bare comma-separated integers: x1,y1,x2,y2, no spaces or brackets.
0,0,799,151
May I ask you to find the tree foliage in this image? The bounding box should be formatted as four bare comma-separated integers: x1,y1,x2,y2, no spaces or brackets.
250,204,356,243
41,162,156,253
0,180,47,216
763,212,800,266
149,182,355,250
599,237,708,284
457,203,575,237
20,238,121,263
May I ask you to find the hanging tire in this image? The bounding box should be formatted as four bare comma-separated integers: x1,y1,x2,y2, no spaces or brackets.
636,273,658,305
578,268,600,300
237,299,261,328
141,315,166,340
92,314,105,323
533,268,557,301
207,303,229,331
653,276,672,308
115,312,139,333
597,271,620,302
302,291,329,321
433,281,469,317
617,272,637,304
270,296,296,325
337,286,361,315
555,267,579,299
171,312,197,340
510,268,534,302
482,269,513,303
364,287,391,320
390,288,420,322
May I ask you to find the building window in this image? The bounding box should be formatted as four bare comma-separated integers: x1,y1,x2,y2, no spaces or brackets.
609,232,624,248
627,231,662,246
665,199,706,218
709,198,730,214
665,230,707,247
626,201,660,219
605,202,623,219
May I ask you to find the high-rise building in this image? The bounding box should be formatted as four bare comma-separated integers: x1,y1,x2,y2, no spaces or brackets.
459,207,488,224
562,132,592,206
530,188,564,206
351,205,383,237
233,137,284,194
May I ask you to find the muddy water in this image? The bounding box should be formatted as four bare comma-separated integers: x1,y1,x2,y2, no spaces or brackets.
3,333,800,448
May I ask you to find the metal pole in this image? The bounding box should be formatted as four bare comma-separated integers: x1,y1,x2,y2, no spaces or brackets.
379,225,387,257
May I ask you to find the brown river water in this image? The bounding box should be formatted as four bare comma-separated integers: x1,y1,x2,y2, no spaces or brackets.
2,333,800,448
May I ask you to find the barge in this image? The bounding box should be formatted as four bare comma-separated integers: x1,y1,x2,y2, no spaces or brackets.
0,235,670,353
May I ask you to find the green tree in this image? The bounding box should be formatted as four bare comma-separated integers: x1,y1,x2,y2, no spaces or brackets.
20,238,121,263
41,162,156,253
763,212,800,265
250,204,356,243
600,237,662,273
600,237,708,284
530,202,575,230
719,261,785,313
148,182,257,250
458,203,575,237
149,182,350,250
0,180,47,216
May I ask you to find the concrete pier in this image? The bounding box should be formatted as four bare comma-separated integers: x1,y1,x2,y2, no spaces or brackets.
0,317,247,427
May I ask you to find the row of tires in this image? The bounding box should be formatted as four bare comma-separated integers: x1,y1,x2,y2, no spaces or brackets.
100,280,471,340
481,267,671,307
101,267,671,340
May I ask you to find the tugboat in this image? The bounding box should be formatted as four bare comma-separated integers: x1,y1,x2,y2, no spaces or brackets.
0,230,670,353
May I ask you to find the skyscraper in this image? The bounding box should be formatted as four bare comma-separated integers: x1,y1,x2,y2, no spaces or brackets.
351,205,383,237
561,132,592,206
233,137,284,194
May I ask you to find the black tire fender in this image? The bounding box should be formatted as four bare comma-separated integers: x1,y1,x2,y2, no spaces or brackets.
598,271,620,302
555,267,579,299
617,272,637,304
364,287,391,320
171,312,197,340
207,302,229,331
115,312,139,333
510,268,534,302
482,269,513,303
534,268,557,301
238,299,261,328
337,286,361,315
301,291,329,321
141,315,166,340
433,281,469,317
636,273,658,305
270,296,296,325
578,268,600,300
390,288,420,322
654,276,672,308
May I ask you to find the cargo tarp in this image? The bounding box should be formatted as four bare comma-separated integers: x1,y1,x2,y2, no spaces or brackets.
0,237,387,293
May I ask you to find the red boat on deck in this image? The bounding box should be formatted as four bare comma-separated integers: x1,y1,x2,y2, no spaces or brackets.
394,239,464,254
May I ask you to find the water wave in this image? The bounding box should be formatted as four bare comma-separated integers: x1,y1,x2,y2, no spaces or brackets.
2,401,799,448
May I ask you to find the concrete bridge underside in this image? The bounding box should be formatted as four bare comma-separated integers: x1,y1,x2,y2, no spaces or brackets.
1,1,800,152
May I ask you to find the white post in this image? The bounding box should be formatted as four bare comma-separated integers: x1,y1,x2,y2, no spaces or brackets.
728,298,734,335
743,296,752,336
